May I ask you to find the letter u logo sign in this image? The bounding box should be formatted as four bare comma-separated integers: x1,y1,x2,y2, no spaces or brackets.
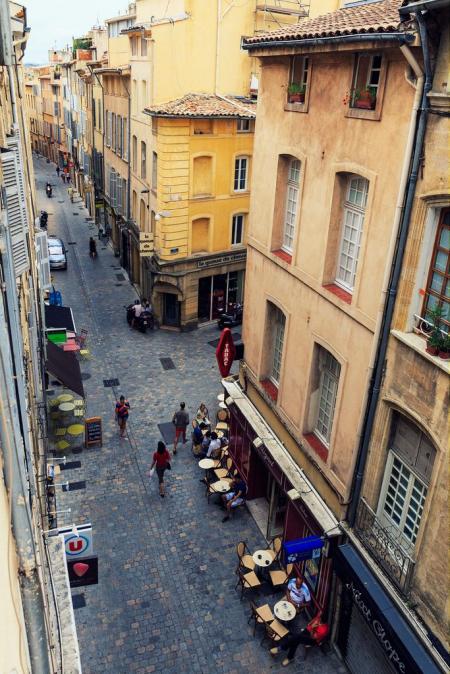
69,539,83,552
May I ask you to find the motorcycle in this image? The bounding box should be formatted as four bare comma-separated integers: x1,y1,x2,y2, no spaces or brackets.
39,210,48,229
125,304,155,333
217,302,243,329
46,184,52,198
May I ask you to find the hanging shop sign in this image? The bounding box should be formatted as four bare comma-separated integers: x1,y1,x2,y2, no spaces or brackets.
58,523,93,560
67,555,98,588
284,535,324,563
216,328,236,377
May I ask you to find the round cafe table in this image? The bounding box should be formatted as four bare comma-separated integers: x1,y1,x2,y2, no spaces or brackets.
59,394,74,403
67,424,85,437
59,402,75,413
211,479,230,493
217,393,225,402
198,458,216,470
274,600,296,622
252,549,274,568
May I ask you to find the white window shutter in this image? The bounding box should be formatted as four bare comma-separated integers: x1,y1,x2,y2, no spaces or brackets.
1,149,30,276
35,231,52,290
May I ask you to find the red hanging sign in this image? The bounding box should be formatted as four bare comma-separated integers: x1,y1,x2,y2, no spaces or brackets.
216,328,236,378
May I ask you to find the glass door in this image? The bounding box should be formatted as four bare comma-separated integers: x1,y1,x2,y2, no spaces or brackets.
266,476,287,539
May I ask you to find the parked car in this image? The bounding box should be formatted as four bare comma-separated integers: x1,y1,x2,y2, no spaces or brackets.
48,236,67,270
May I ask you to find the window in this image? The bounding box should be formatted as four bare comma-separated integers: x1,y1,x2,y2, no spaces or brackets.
106,111,111,147
237,118,251,133
111,113,116,152
350,54,382,110
336,176,369,292
234,156,248,192
270,307,286,385
122,118,128,160
117,115,122,157
132,79,137,114
282,159,300,252
152,152,158,191
131,37,137,56
140,199,146,229
192,217,210,253
141,80,147,110
193,155,213,196
141,141,146,179
141,37,148,57
379,414,435,549
132,135,137,172
231,214,244,246
132,190,137,220
288,56,309,103
422,209,450,331
314,349,340,446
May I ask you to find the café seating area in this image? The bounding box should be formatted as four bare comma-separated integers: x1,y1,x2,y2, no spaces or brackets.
47,389,86,451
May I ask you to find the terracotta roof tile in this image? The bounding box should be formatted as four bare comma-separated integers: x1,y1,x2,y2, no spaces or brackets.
144,93,256,118
243,0,413,47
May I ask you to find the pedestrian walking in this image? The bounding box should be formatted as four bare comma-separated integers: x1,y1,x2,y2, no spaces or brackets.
56,166,60,176
149,441,172,497
115,395,130,438
172,402,189,454
68,186,74,202
61,172,66,183
66,172,71,184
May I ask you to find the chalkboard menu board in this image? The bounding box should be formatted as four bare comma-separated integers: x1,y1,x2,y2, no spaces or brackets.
85,417,102,447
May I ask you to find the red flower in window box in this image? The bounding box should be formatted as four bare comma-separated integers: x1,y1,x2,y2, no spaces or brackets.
352,87,377,110
287,83,305,104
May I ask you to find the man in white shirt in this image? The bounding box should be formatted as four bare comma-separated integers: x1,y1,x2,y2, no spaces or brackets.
286,575,311,611
206,432,221,458
131,300,142,328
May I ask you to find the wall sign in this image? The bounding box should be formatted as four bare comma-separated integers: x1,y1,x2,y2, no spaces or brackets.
67,556,98,588
216,328,236,377
197,251,246,269
85,416,102,447
284,536,324,563
58,523,93,560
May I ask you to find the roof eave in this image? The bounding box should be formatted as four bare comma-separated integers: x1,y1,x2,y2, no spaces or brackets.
242,30,416,53
143,110,255,119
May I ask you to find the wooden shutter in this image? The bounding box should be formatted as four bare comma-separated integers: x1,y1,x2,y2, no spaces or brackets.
1,149,30,276
35,231,52,290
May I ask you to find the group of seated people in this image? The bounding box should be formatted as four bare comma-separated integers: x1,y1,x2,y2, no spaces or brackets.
191,402,229,459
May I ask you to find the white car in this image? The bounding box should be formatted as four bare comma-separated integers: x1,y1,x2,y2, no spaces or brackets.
48,236,68,270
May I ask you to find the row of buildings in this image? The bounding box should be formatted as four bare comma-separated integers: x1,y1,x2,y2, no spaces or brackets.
21,0,449,673
0,1,81,672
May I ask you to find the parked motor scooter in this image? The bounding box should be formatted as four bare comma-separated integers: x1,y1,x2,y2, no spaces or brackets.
39,210,48,229
46,183,52,198
217,302,243,329
125,302,154,333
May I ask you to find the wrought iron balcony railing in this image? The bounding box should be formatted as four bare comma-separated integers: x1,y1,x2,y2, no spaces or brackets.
354,498,415,595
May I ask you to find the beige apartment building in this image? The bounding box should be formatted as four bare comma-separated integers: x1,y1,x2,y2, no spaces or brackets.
220,0,448,672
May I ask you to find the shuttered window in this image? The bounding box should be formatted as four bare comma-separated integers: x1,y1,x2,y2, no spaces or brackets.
35,231,51,290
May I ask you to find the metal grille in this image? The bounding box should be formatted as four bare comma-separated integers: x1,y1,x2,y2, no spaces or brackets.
103,378,119,387
160,358,175,370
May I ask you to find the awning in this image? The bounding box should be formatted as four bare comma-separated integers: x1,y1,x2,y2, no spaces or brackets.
45,305,76,332
222,379,340,537
336,543,445,674
46,341,84,398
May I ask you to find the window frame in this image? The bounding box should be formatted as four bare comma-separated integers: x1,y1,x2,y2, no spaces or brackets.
422,208,450,331
282,159,301,253
233,155,249,193
335,175,369,293
231,213,245,246
350,53,382,110
237,118,251,133
152,151,158,192
141,140,147,180
287,55,309,104
314,349,340,447
270,307,286,385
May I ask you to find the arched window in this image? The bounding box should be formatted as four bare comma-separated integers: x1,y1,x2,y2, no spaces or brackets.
139,199,146,229
336,175,369,292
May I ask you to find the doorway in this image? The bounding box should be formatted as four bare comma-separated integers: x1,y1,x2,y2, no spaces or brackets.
163,293,180,327
121,231,129,270
266,475,288,539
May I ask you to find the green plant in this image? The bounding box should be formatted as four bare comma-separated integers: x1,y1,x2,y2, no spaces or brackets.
287,82,306,95
428,329,445,349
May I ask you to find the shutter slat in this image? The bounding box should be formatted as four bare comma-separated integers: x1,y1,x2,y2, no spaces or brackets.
1,144,30,277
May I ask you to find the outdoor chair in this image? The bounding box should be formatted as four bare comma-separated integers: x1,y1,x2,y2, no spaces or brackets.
75,328,88,347
236,541,256,572
260,620,289,647
269,562,293,589
214,456,233,480
247,602,274,637
234,566,261,601
268,536,283,565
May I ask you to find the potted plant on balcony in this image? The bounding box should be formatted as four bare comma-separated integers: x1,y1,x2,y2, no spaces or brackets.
287,83,306,104
352,86,377,110
424,304,445,355
438,332,450,360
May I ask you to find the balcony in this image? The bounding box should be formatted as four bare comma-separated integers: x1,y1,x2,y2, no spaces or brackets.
354,498,415,595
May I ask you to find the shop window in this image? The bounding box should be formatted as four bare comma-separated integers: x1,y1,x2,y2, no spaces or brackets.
350,54,382,110
192,217,210,254
422,209,450,332
193,155,213,197
141,141,147,179
234,156,249,192
377,413,435,550
231,213,245,246
287,56,309,104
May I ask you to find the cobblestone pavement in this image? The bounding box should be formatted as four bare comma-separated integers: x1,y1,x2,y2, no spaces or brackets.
36,158,345,674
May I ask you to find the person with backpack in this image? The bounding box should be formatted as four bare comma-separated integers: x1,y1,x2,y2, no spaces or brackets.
115,395,130,438
149,441,172,497
172,402,189,454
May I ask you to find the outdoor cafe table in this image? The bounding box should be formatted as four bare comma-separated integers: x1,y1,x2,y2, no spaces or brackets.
252,549,274,568
59,394,74,403
59,402,75,413
210,479,230,493
217,393,225,402
198,458,217,470
274,600,297,622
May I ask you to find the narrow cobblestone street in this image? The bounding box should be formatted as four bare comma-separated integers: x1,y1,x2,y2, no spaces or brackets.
36,158,344,674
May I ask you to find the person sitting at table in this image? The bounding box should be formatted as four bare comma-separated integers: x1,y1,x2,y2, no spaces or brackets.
206,431,221,459
270,611,329,667
221,477,246,522
199,430,211,458
191,420,203,456
285,574,311,612
197,402,210,424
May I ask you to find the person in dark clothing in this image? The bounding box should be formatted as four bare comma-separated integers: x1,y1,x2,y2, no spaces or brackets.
115,395,130,438
149,441,172,497
56,166,60,176
89,237,97,258
172,402,189,454
270,612,329,666
221,477,246,522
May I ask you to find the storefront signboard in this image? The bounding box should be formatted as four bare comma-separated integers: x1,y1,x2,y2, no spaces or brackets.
216,328,236,377
284,535,324,563
197,251,246,269
58,523,93,560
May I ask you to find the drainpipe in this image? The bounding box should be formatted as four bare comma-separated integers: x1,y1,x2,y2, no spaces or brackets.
122,73,132,272
214,0,222,94
348,11,433,526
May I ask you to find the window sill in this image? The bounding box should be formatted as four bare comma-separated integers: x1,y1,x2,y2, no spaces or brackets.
272,249,292,264
191,194,214,200
303,433,329,462
284,102,308,114
323,283,352,305
391,330,450,374
345,105,381,122
261,378,279,403
233,190,250,196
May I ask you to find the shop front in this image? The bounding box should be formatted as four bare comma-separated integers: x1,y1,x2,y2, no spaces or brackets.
198,269,245,323
222,379,340,611
335,544,443,674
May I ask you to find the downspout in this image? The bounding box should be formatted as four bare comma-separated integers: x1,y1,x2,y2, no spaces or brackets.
215,0,222,94
348,11,433,526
